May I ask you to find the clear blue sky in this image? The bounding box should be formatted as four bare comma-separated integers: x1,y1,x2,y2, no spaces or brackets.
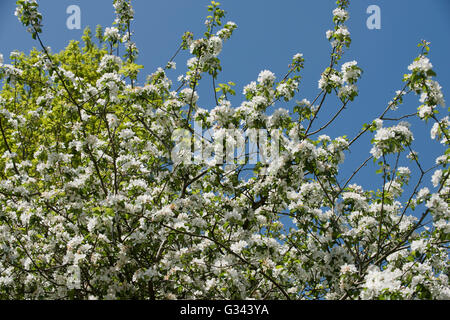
1,0,449,201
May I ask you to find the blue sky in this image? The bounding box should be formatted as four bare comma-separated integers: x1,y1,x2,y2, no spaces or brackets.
1,0,449,199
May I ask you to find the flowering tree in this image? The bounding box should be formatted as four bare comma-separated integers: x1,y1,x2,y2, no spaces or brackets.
0,0,448,300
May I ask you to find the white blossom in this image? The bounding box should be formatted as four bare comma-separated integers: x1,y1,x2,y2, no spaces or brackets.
257,70,276,86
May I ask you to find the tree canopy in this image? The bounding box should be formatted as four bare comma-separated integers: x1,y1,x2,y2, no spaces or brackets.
0,0,448,300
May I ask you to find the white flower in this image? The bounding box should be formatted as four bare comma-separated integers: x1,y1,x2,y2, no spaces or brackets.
208,36,223,56
373,118,383,129
189,39,206,54
269,108,289,127
425,194,448,213
276,81,298,100
370,122,414,159
318,134,331,143
397,167,411,176
420,80,445,107
216,21,237,40
113,0,134,24
257,70,275,86
330,74,343,86
428,80,445,106
410,239,427,253
96,72,123,98
104,27,120,42
225,21,237,28
293,53,303,61
98,54,122,72
362,268,403,298
341,61,360,83
407,150,418,160
210,102,234,123
118,128,135,139
430,118,449,142
435,155,448,165
333,8,349,21
418,105,433,119
87,217,98,232
0,53,3,65
205,278,216,291
335,26,350,37
67,235,84,251
338,84,357,99
186,57,198,69
340,264,357,274
434,219,450,233
243,81,257,95
180,88,199,104
326,30,334,40
230,240,248,254
106,113,119,129
166,61,176,70
74,252,86,264
251,95,268,107
318,76,327,90
408,56,433,73
431,169,442,187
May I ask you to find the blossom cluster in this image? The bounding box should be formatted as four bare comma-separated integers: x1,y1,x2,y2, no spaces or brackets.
14,0,42,38
370,122,414,159
319,3,361,102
